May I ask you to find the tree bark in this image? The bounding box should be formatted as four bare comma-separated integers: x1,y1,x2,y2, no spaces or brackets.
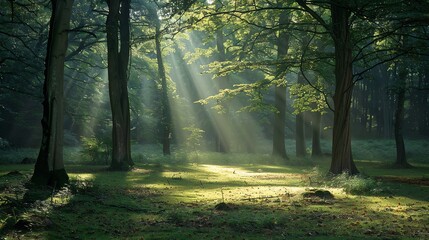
295,74,306,158
329,2,359,174
394,64,411,168
311,111,323,157
106,0,133,170
295,112,306,157
31,0,74,187
154,11,171,155
272,10,290,160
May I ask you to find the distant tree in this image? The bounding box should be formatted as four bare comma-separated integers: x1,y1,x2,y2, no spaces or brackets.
295,72,306,158
31,0,74,186
290,74,326,159
213,16,230,153
105,0,133,170
145,2,172,155
272,9,291,160
392,61,411,168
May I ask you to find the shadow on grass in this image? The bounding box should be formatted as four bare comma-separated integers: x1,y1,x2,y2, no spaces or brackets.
1,158,428,239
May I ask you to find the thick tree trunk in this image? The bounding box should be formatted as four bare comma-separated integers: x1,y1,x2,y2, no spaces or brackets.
154,16,171,155
311,111,323,157
272,10,290,160
394,65,411,168
31,0,73,187
329,2,359,175
106,0,133,170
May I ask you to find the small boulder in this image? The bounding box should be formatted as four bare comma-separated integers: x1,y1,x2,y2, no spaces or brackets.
214,202,236,211
302,189,334,199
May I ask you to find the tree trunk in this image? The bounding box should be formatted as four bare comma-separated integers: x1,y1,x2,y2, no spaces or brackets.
154,13,171,155
106,0,133,170
214,23,229,153
394,64,411,168
329,2,359,175
311,111,323,157
417,65,429,136
272,10,290,160
377,64,393,138
295,74,306,157
295,112,306,157
31,0,74,187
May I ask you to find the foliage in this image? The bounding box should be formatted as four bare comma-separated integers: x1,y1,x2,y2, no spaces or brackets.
80,136,111,164
328,173,384,195
289,80,327,115
308,167,385,195
182,125,205,153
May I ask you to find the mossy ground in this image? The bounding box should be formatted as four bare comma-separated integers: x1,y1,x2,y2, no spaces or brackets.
0,140,428,239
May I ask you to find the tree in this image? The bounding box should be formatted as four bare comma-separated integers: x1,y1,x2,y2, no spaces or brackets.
328,1,359,174
148,3,172,155
393,62,411,168
272,9,291,160
295,72,306,158
31,0,74,186
106,0,133,170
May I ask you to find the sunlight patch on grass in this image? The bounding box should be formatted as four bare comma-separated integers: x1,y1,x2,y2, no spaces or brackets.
69,173,95,181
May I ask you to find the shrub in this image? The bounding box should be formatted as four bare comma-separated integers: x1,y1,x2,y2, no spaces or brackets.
330,173,381,194
308,167,384,195
80,136,111,164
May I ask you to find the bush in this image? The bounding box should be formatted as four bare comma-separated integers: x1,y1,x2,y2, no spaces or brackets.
330,173,382,194
80,136,111,164
308,167,384,195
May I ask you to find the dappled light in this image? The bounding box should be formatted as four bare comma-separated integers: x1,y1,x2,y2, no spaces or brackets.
1,0,429,239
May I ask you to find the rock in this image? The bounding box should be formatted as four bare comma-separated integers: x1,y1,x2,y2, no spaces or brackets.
214,202,236,211
302,189,334,199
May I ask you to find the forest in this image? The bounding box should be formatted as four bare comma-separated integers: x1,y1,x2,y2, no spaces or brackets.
0,0,428,239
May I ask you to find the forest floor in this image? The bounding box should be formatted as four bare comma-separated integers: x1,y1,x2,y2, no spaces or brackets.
0,140,429,239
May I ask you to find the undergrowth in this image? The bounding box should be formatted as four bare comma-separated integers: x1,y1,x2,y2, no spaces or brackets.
307,167,387,195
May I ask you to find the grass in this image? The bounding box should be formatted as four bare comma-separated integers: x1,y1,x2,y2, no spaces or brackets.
0,139,428,239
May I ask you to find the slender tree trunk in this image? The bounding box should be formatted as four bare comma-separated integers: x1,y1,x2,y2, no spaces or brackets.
272,10,290,160
154,14,171,155
417,65,429,136
106,0,133,170
31,0,74,187
329,2,359,174
394,64,411,168
214,25,229,153
273,84,288,159
378,64,393,138
311,111,323,157
295,112,306,157
295,74,306,157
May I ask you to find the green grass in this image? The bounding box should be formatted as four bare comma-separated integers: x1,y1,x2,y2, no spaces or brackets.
0,140,428,239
